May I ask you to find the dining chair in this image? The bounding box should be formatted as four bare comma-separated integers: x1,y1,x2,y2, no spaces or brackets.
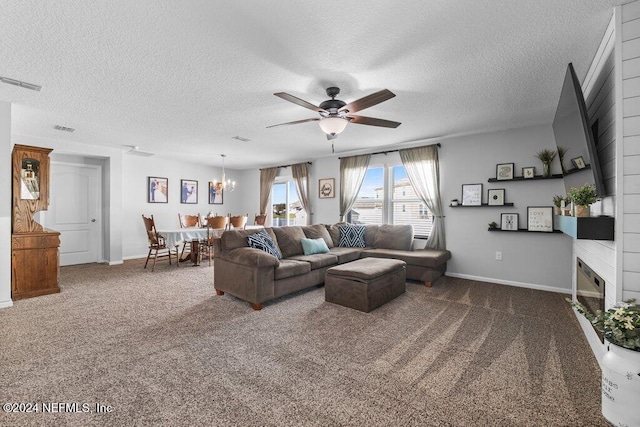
178,213,202,228
200,215,228,265
254,213,267,226
141,214,176,271
229,213,248,230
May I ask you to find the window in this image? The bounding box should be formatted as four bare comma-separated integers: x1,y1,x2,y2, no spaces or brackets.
271,179,306,227
349,165,433,238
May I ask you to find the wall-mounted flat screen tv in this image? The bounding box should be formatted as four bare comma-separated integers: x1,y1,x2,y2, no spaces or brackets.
552,63,606,197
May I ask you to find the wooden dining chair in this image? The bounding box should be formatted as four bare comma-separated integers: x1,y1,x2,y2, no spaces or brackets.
178,213,202,228
254,213,267,226
228,213,248,230
142,214,176,271
200,215,228,265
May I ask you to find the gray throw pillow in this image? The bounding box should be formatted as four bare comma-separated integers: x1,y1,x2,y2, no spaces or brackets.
373,224,414,251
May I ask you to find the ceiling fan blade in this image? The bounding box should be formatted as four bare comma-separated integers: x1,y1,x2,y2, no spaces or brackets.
266,118,320,128
274,92,325,113
347,115,401,128
339,89,396,113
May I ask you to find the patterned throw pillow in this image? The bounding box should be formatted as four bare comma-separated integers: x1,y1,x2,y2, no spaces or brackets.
247,230,282,259
338,225,366,248
301,237,330,255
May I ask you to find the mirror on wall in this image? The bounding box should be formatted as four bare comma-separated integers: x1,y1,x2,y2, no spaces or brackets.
20,158,40,200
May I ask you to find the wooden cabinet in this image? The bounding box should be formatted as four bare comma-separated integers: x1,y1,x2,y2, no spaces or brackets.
11,144,60,300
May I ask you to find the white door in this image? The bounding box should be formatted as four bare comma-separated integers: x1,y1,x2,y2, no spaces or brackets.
48,162,102,266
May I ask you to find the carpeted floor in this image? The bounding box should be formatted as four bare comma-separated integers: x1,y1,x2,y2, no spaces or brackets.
0,259,606,426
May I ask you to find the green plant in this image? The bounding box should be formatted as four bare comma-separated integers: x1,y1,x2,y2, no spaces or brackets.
567,298,640,351
535,149,557,163
552,194,569,208
488,221,497,229
568,184,597,206
557,146,568,174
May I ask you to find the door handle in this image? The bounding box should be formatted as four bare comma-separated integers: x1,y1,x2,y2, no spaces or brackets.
91,219,96,222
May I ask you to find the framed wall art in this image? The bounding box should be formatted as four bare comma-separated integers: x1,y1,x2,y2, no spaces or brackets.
496,163,514,180
148,177,168,203
522,167,536,179
527,206,554,232
571,156,586,169
487,188,505,206
209,181,223,204
462,183,482,206
501,213,519,231
180,179,198,204
319,178,335,198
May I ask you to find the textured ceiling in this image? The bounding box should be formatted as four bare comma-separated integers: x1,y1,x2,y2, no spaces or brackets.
0,0,624,169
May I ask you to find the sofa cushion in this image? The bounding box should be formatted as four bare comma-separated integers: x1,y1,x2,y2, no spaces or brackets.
326,257,406,281
221,228,278,251
364,224,380,247
247,230,282,259
288,253,338,270
300,237,330,255
272,226,306,259
338,224,366,248
328,247,363,264
361,248,451,268
274,259,311,280
302,224,334,248
373,224,414,251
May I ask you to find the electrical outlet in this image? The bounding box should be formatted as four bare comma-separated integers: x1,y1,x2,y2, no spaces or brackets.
496,251,503,261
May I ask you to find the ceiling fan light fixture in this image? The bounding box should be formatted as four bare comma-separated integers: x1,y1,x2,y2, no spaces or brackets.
319,117,348,135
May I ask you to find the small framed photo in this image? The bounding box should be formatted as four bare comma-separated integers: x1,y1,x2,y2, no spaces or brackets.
319,178,335,198
527,206,554,232
501,213,519,231
496,163,514,180
148,177,168,203
571,156,586,169
488,189,505,206
209,181,223,204
522,167,536,179
462,183,482,206
180,179,198,204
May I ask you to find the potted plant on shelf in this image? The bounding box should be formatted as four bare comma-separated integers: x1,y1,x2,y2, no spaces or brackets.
568,183,597,217
535,149,557,177
552,195,569,215
488,221,497,230
568,298,640,426
557,146,568,174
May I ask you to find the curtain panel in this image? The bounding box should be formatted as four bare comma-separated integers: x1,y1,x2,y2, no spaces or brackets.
259,167,278,220
399,145,446,249
291,163,311,225
339,154,371,222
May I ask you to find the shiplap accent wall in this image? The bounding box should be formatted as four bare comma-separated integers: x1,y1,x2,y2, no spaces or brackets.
621,1,640,303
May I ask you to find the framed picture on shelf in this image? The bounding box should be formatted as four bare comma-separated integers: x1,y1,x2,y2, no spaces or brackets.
180,179,198,204
148,177,168,203
319,178,335,198
571,156,586,169
487,188,505,206
501,213,519,231
527,206,554,232
209,181,223,204
461,183,482,206
496,163,514,180
522,166,535,179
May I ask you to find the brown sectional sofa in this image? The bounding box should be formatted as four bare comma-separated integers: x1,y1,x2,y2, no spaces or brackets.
213,223,451,310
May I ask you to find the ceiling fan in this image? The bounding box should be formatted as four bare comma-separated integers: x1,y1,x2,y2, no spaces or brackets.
267,87,401,140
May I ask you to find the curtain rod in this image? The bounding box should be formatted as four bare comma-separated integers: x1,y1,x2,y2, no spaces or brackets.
338,143,441,159
260,161,312,171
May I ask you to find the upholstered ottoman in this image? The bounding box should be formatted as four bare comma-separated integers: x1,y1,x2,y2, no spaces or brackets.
325,258,406,312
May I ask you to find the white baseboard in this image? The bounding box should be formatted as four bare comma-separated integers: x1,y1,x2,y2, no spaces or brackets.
0,299,14,309
107,260,124,265
445,272,571,295
122,254,148,261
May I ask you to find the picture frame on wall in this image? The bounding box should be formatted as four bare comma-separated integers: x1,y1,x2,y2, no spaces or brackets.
527,206,554,232
496,163,514,180
487,188,505,206
209,181,223,204
501,213,519,231
571,156,586,169
461,183,482,206
180,179,198,204
319,178,335,198
148,176,168,203
522,166,536,179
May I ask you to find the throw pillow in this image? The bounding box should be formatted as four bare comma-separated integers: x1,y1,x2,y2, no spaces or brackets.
338,224,366,248
247,230,282,259
373,224,414,251
300,237,330,255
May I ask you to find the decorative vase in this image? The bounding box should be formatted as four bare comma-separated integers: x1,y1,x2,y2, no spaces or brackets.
542,162,551,177
554,206,561,215
601,343,640,426
575,205,590,217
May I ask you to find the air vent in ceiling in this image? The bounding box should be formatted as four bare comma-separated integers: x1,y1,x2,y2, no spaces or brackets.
0,76,41,91
232,136,251,142
54,125,75,132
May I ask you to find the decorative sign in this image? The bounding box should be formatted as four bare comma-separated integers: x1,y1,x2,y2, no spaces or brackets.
501,213,518,231
496,163,514,180
462,184,482,206
488,189,505,206
319,178,335,198
527,206,554,232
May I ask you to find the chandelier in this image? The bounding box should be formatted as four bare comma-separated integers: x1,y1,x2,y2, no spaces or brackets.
213,154,236,191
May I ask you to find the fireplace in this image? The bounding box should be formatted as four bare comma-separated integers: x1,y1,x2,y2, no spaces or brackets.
576,257,605,342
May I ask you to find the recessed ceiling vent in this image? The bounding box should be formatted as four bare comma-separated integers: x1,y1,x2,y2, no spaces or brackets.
0,76,41,91
54,125,75,132
232,136,251,142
